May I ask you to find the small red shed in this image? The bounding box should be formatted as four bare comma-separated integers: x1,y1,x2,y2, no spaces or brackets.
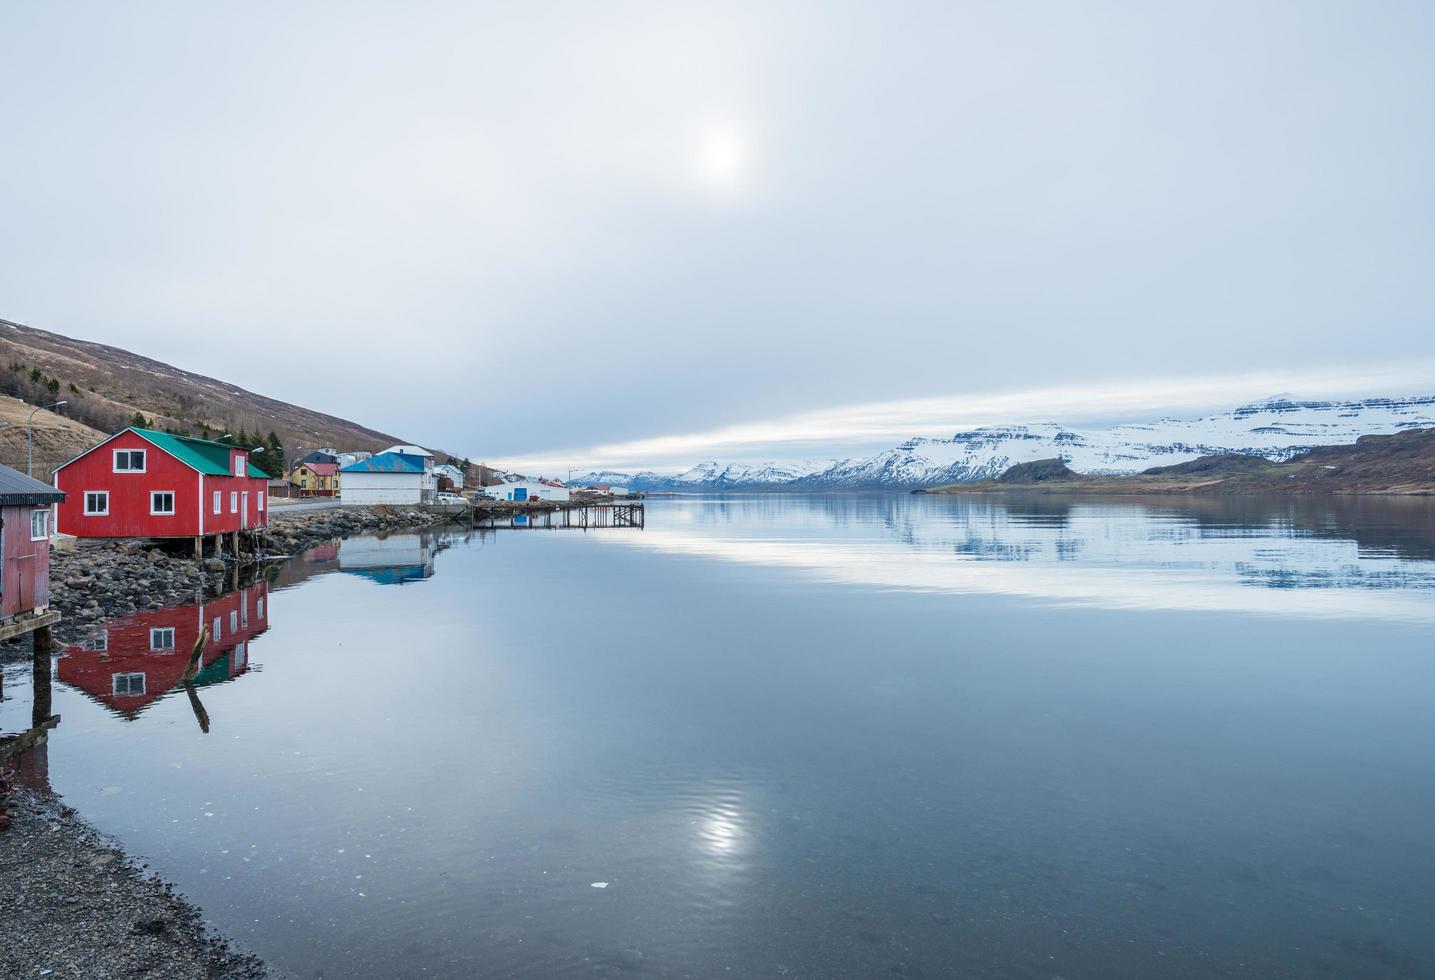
53,427,270,543
0,463,65,621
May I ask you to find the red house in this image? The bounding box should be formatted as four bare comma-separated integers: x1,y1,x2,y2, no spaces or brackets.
53,428,269,549
0,463,65,622
58,581,269,719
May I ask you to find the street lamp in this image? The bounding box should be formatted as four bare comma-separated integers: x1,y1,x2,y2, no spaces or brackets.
28,400,68,477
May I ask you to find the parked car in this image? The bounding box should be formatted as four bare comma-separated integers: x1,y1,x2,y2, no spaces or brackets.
436,492,466,505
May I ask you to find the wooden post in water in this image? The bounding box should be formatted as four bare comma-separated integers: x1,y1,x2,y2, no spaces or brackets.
182,625,212,733
31,623,52,730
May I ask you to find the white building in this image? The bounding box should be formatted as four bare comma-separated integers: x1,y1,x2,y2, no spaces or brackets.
480,479,571,502
433,463,465,488
339,450,436,505
584,484,631,497
335,450,372,469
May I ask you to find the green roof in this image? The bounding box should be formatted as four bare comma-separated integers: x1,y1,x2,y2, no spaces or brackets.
131,428,268,477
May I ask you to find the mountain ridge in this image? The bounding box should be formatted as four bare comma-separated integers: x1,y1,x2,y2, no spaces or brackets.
570,395,1435,491
922,427,1435,495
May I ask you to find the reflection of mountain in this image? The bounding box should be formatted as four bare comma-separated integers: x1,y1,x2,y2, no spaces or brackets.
57,582,269,719
688,492,1435,565
338,533,435,585
613,495,1435,621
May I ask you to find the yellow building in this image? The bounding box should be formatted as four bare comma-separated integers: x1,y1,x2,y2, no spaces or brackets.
290,461,340,496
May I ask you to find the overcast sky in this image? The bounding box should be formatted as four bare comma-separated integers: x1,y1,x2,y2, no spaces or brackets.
3,2,1433,472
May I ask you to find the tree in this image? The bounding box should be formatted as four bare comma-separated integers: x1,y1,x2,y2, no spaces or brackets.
128,411,149,427
266,431,286,475
45,378,60,396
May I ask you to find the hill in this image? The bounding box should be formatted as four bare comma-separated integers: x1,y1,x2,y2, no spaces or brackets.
0,318,416,475
921,428,1435,495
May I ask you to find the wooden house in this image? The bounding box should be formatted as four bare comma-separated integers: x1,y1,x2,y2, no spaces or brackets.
290,460,339,496
0,463,65,629
53,428,270,552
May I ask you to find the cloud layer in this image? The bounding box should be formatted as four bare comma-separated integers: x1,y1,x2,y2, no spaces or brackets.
3,2,1433,463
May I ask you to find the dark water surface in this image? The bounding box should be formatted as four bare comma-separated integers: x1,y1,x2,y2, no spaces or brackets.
4,494,1435,978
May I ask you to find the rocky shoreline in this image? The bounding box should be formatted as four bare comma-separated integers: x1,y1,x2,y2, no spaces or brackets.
0,786,272,979
6,505,454,650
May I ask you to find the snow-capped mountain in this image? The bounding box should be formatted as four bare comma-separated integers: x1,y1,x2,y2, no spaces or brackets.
569,460,833,490
571,394,1435,491
671,460,834,486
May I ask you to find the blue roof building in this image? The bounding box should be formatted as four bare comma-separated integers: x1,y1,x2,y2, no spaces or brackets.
338,451,435,505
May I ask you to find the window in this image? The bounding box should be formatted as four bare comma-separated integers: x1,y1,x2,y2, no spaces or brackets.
212,616,221,642
257,493,264,512
235,642,247,669
30,508,48,541
113,449,146,472
112,672,146,696
84,491,109,515
234,454,246,477
230,491,238,513
229,610,238,633
256,597,265,620
213,490,222,514
80,631,108,652
149,627,176,652
150,491,176,515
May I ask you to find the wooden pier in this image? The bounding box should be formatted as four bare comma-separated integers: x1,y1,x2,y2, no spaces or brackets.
472,501,644,531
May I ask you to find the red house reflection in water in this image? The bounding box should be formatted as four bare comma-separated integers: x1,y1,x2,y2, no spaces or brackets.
57,581,270,719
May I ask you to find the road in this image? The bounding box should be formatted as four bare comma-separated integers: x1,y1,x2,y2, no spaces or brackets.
268,498,342,514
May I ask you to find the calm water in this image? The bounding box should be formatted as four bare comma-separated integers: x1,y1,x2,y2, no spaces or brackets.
4,494,1435,979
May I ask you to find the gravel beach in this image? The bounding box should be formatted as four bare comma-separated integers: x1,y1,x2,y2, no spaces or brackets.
0,786,272,979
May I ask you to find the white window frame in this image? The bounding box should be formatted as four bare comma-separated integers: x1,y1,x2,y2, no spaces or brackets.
212,616,222,642
257,493,264,512
84,491,109,516
229,610,238,633
81,631,108,652
112,672,146,696
234,454,246,477
30,508,48,541
149,627,176,652
150,491,176,516
213,490,222,514
256,597,265,619
112,448,147,473
230,491,238,514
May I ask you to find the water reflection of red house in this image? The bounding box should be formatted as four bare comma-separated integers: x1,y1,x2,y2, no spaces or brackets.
57,582,270,719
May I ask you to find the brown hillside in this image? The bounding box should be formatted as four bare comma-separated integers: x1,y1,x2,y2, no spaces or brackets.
0,394,107,476
0,318,418,474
